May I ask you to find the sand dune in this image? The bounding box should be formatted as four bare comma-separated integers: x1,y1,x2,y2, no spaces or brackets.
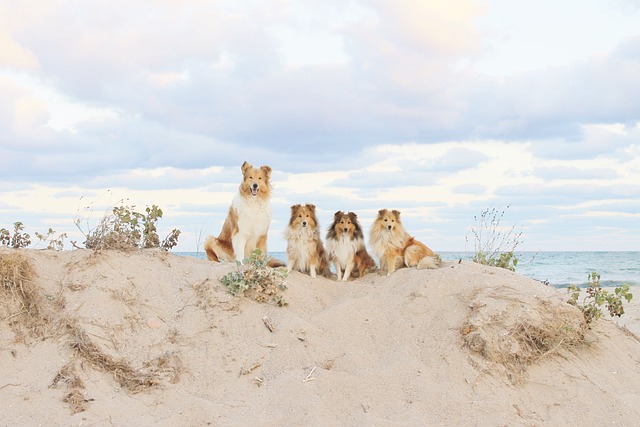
1,248,639,426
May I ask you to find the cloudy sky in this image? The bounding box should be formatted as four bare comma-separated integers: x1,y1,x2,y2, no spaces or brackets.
1,0,639,254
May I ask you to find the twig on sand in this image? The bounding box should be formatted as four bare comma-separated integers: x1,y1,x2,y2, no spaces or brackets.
303,366,317,382
240,363,261,376
262,316,275,333
257,342,277,348
0,383,20,390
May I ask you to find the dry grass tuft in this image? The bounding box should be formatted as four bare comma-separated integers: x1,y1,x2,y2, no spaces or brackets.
2,250,184,413
0,251,51,339
50,363,89,414
69,320,184,391
462,290,586,383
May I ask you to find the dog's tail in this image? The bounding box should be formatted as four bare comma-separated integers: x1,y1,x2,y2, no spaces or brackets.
203,236,219,261
416,255,440,270
267,257,286,268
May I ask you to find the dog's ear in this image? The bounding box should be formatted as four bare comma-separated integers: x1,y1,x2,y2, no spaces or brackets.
348,211,358,220
260,165,272,178
307,204,316,212
334,210,342,219
241,161,251,175
290,204,300,214
391,209,401,219
378,209,387,217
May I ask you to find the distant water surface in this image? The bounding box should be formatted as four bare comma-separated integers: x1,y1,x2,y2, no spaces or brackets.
176,251,639,289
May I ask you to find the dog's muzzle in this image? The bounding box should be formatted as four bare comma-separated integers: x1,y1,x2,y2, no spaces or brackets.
251,183,259,196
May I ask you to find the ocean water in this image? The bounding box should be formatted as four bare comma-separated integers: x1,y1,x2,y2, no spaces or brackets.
176,251,640,289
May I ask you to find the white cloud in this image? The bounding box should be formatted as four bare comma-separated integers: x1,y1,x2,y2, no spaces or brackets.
0,0,639,252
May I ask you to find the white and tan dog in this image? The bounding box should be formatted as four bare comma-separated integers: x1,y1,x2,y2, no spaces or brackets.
204,161,283,267
369,209,439,275
284,203,331,278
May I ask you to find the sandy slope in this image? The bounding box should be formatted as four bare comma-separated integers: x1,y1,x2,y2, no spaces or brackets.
1,248,639,426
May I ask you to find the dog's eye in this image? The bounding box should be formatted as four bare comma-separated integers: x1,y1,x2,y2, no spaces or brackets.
298,214,302,218
259,177,262,180
384,219,387,222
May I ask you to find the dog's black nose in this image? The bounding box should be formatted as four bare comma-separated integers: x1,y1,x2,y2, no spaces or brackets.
343,227,348,232
387,225,392,230
252,183,258,189
302,221,307,227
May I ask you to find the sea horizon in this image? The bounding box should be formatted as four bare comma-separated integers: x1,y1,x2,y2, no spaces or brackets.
175,250,640,289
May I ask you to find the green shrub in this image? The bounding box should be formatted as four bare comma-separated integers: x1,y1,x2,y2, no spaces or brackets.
567,272,633,324
468,206,522,271
35,228,67,251
75,203,180,251
221,249,288,306
0,222,32,249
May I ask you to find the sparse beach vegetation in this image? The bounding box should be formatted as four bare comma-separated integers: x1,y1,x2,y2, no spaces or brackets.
220,249,288,306
0,222,32,249
73,202,180,251
468,206,522,271
567,271,633,324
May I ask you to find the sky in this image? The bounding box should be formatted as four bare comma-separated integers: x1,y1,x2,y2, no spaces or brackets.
1,0,639,254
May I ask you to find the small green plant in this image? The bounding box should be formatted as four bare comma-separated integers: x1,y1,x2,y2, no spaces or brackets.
220,249,288,306
567,272,633,324
35,228,68,251
434,253,442,265
468,206,522,271
75,202,181,251
0,222,32,248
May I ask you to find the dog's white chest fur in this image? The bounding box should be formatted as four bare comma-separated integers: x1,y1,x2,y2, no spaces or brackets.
326,234,359,267
287,226,313,250
233,193,271,237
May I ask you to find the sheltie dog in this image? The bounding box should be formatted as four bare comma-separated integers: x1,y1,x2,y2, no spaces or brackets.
369,209,439,275
284,204,331,278
326,211,376,281
204,161,284,267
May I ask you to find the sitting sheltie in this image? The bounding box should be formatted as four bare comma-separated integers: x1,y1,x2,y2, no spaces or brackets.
369,209,439,275
326,211,376,281
204,161,284,267
284,204,331,278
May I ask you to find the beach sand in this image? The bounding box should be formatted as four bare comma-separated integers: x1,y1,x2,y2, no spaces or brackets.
1,248,639,426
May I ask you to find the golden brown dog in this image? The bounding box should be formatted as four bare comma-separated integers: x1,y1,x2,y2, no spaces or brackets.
284,203,331,278
369,209,439,275
204,161,283,267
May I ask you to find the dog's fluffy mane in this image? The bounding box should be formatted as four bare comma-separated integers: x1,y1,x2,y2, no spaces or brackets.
369,209,410,254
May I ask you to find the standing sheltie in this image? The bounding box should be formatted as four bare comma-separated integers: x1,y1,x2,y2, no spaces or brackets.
369,209,439,275
326,211,376,281
204,161,284,267
284,204,331,278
